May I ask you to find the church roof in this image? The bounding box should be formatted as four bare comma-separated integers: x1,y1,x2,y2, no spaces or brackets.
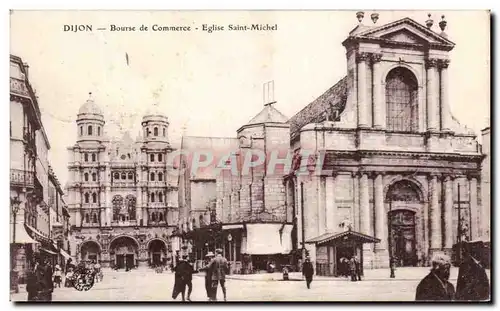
288,76,348,140
245,104,289,125
78,98,103,116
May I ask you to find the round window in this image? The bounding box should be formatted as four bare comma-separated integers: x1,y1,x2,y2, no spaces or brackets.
120,154,126,160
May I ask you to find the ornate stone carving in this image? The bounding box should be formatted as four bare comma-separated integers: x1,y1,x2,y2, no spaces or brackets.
355,52,370,63
425,58,439,69
370,53,383,63
438,59,450,69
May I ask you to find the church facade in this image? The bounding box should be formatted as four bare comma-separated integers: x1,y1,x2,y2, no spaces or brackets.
66,98,180,268
288,13,485,273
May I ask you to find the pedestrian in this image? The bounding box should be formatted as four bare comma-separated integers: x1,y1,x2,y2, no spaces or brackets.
415,253,455,301
43,258,54,301
53,264,62,288
455,241,490,301
302,256,314,289
64,267,74,288
349,256,357,282
172,255,195,302
26,261,39,301
354,256,362,281
199,252,215,301
94,261,102,283
207,248,229,301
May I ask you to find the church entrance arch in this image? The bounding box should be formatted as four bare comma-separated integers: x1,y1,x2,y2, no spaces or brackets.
109,236,139,270
80,241,101,262
148,239,167,267
386,180,423,267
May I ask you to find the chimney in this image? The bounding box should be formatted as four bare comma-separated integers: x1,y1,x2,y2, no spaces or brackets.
425,14,434,29
356,11,365,24
370,13,379,24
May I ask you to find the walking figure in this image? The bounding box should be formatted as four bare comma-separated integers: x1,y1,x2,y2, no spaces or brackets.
349,256,358,282
207,248,229,301
199,252,215,301
53,264,62,288
302,256,314,289
172,255,195,301
354,256,362,281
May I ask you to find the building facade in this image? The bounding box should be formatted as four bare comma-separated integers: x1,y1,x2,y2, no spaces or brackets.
480,126,490,240
288,13,485,274
66,100,180,268
10,55,61,284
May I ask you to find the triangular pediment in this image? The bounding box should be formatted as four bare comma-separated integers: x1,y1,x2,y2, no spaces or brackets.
351,17,455,48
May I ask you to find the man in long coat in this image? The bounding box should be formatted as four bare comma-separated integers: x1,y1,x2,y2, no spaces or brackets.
207,249,229,301
415,253,455,301
172,255,195,302
302,256,314,289
455,241,490,301
199,252,215,301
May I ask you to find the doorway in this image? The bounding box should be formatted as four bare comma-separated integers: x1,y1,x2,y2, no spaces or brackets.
389,210,417,267
335,246,355,276
116,254,125,269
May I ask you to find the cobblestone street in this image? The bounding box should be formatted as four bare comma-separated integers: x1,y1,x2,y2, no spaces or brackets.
11,267,489,302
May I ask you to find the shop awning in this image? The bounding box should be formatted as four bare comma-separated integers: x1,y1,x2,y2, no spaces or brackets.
40,247,57,255
60,248,71,260
24,223,51,244
10,223,39,244
222,224,244,230
245,223,293,255
306,229,381,246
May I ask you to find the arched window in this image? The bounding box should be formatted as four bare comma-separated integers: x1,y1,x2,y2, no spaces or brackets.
84,173,89,181
92,173,97,181
158,172,163,181
159,192,163,203
121,173,126,180
159,213,164,222
128,172,134,180
163,128,166,137
84,153,88,162
80,126,83,136
92,213,98,223
151,212,156,222
98,127,101,136
88,125,93,135
151,193,155,202
92,193,97,203
92,154,96,162
385,67,419,132
158,154,163,162
154,127,159,136
114,172,119,180
84,193,90,203
150,154,154,162
85,214,90,223
150,172,155,181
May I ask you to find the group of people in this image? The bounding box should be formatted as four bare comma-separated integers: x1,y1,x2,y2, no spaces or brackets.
172,248,229,302
416,241,490,301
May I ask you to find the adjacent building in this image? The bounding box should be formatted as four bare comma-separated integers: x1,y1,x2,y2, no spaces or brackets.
480,126,490,240
10,55,64,284
66,100,180,268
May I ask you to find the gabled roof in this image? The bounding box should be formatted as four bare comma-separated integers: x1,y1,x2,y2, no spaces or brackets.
245,104,289,125
306,229,380,245
344,17,455,51
288,76,347,140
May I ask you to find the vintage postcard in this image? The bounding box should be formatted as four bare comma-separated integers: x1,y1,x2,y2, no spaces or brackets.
9,10,490,302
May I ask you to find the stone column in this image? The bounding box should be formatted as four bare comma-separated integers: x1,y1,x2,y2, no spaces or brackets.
469,176,478,240
317,177,326,235
325,174,336,232
359,173,370,235
371,53,384,129
352,173,360,231
444,176,454,251
429,175,441,251
105,186,111,225
356,52,369,128
439,59,451,132
136,186,142,224
426,58,439,131
374,173,386,250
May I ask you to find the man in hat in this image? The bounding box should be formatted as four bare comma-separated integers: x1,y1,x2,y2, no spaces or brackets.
172,255,195,302
207,248,229,301
302,256,314,289
455,240,490,301
199,252,215,301
415,253,455,301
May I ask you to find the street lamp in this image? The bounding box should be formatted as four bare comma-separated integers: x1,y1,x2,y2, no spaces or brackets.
10,196,21,293
11,196,21,244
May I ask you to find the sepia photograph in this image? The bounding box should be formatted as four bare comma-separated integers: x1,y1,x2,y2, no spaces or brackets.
9,9,491,302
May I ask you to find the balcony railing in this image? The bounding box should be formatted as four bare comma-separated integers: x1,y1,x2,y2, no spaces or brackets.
10,169,34,188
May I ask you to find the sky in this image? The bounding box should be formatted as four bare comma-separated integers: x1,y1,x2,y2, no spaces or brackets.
9,10,490,188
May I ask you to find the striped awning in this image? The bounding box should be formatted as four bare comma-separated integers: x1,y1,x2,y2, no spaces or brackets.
10,223,39,244
24,223,51,244
306,229,380,245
